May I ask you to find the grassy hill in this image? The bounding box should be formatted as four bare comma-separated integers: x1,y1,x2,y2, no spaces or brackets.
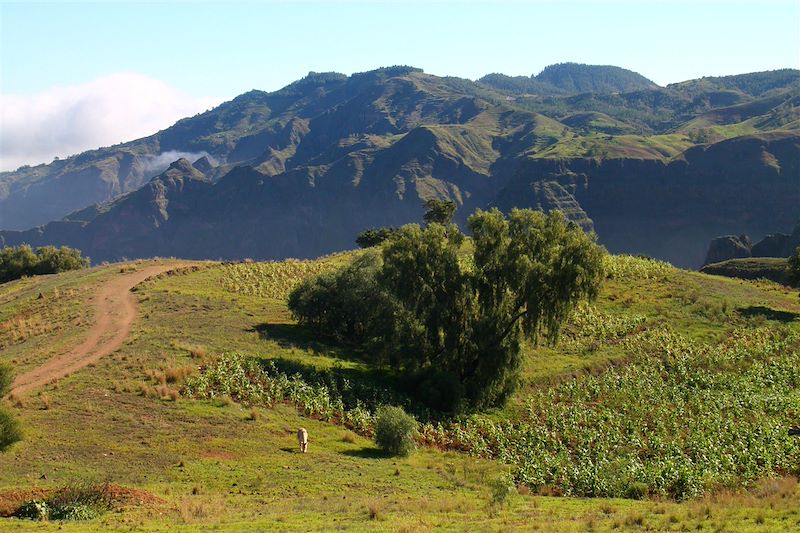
479,63,658,96
701,257,791,285
0,251,798,530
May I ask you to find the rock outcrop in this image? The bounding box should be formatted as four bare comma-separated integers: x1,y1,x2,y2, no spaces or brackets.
703,224,800,265
704,235,753,265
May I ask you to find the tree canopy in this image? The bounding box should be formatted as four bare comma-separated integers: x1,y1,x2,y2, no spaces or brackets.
289,208,605,411
0,245,89,284
422,199,457,226
355,227,399,248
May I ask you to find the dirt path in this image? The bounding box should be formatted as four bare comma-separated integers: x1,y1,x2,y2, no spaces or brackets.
10,264,183,396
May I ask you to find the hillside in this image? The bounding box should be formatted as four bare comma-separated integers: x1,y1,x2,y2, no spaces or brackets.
700,257,791,285
0,253,798,530
1,66,798,267
479,63,659,95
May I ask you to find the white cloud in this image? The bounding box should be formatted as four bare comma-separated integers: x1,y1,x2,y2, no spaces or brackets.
0,72,224,172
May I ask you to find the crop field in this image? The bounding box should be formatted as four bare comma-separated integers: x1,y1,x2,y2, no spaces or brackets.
0,253,799,530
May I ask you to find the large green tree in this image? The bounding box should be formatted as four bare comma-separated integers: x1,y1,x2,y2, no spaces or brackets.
290,208,604,411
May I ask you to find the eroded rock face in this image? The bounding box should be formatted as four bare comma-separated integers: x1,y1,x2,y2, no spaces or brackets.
704,235,752,265
752,233,792,257
704,224,800,265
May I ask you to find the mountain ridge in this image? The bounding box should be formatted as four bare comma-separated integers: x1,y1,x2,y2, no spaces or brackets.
1,64,798,267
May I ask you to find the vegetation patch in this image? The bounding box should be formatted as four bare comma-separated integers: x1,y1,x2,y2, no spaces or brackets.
0,245,89,284
421,326,800,500
0,364,20,452
701,257,791,285
374,405,418,456
14,481,113,521
218,258,344,300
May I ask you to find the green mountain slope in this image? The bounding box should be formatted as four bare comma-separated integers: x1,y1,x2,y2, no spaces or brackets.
0,66,798,267
479,63,658,95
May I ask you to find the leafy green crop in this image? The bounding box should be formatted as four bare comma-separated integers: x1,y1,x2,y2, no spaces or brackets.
219,259,339,300
421,326,800,500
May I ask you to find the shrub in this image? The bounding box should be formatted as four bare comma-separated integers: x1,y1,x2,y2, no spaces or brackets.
15,500,50,521
626,481,649,500
373,405,417,456
0,245,89,284
490,472,517,507
16,482,112,521
0,364,21,452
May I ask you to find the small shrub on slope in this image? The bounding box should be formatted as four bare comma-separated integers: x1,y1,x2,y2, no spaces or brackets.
374,405,417,456
0,363,21,452
16,482,113,521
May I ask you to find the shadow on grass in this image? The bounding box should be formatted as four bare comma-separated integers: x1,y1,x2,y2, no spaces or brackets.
738,305,798,323
340,447,387,459
250,322,368,364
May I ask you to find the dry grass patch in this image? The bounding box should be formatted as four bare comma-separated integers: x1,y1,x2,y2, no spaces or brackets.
165,365,194,384
367,500,383,520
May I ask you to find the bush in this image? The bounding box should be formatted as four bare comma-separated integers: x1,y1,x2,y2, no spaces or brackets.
374,406,417,456
15,500,50,521
0,364,21,452
16,481,113,521
0,410,21,452
288,253,401,357
490,472,517,507
0,245,89,284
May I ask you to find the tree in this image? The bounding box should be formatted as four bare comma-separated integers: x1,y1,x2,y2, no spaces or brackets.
422,199,457,226
291,209,604,411
355,227,398,248
789,246,800,288
288,253,402,362
377,210,604,409
0,364,21,452
0,245,89,284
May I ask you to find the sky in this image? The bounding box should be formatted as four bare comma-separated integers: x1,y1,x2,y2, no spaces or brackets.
1,0,798,171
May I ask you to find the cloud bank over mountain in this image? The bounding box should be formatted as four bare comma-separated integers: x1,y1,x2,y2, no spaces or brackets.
0,72,222,171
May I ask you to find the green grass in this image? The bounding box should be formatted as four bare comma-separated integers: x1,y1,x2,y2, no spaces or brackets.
530,132,693,160
701,257,791,285
0,253,799,530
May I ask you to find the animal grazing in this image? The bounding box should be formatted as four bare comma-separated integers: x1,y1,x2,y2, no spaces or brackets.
297,427,308,453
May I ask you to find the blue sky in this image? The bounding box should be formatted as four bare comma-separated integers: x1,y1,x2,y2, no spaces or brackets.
1,0,798,169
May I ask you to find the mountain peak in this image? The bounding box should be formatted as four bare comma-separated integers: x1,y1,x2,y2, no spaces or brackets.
160,158,208,182
479,63,657,95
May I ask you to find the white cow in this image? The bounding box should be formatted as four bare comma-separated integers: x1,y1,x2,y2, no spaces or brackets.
297,427,308,453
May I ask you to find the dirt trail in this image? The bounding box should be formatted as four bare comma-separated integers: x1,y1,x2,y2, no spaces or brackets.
10,264,183,396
